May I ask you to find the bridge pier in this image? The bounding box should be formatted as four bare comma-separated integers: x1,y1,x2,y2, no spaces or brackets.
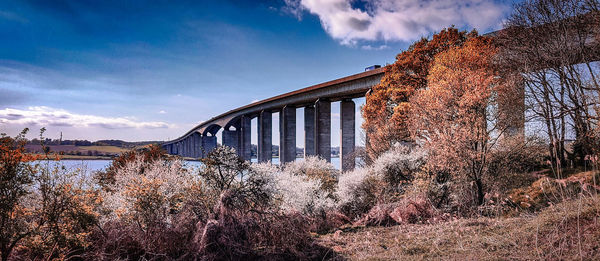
280,106,296,164
340,99,356,171
258,110,272,162
185,137,190,157
193,132,202,158
239,116,252,160
187,137,192,157
304,105,315,157
315,99,331,162
223,126,239,153
180,140,185,157
202,134,217,156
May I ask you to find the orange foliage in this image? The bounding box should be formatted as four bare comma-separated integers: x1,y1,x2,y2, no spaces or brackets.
410,35,505,205
0,131,39,168
362,28,474,160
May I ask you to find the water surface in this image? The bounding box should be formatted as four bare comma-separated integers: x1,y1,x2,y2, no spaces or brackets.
36,157,342,173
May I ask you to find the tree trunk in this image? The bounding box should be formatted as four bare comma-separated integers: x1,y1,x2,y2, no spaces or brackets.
475,178,484,206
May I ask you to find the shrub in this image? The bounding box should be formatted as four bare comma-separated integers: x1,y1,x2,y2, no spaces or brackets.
1,129,101,261
336,167,383,219
101,156,191,227
283,156,338,194
199,146,277,213
96,144,167,189
334,145,427,219
370,144,426,192
507,171,600,213
275,170,335,215
195,190,336,260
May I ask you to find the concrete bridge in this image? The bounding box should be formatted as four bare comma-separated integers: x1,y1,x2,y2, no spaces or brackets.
162,14,599,172
161,67,385,171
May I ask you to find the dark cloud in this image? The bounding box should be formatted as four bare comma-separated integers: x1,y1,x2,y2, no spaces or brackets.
347,17,371,31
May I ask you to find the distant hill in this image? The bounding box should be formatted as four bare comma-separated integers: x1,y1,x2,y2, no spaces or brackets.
93,140,162,148
26,138,162,148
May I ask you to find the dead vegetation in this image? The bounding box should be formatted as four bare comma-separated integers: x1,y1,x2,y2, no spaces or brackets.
318,193,600,260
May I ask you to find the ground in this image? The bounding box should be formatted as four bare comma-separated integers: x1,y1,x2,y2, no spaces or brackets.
317,194,600,260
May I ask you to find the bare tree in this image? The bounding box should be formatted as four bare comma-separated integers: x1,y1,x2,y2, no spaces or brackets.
498,0,600,173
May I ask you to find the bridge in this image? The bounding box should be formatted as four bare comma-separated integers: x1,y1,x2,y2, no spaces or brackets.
162,13,599,172
161,67,385,171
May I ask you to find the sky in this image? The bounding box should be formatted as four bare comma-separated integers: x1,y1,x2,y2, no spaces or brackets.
0,0,515,147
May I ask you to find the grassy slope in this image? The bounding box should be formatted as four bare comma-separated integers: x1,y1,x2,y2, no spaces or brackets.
77,145,129,153
318,195,600,260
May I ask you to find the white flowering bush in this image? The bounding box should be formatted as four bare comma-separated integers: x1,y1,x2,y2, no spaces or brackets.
249,160,336,215
283,156,339,193
335,167,383,218
101,156,193,227
334,145,428,218
274,171,335,214
336,167,372,206
371,144,427,188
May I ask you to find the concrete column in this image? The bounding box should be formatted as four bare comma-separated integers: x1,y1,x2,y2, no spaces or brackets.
315,99,331,162
304,105,316,157
193,132,202,158
202,134,217,156
279,106,296,164
191,132,198,158
340,99,356,172
239,116,252,160
176,142,181,156
186,137,191,157
223,128,238,152
188,138,193,157
189,137,194,157
258,110,272,162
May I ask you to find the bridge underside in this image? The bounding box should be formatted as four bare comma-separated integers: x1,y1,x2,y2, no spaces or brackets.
162,98,363,172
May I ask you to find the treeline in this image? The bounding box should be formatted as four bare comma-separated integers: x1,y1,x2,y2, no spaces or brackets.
26,138,161,148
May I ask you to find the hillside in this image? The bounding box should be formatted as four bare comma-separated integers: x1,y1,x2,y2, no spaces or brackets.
318,194,600,260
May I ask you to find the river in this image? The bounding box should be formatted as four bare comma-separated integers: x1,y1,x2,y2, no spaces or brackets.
37,157,343,173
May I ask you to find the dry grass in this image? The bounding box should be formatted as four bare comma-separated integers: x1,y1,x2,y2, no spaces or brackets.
318,194,600,260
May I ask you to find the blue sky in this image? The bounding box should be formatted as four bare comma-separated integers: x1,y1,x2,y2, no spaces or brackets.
0,0,514,147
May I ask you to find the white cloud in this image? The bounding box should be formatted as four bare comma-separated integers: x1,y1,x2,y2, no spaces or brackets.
158,110,167,114
0,106,172,129
286,0,507,45
361,44,388,50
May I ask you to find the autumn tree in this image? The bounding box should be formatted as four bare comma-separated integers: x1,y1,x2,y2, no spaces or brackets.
362,28,475,161
0,129,38,261
410,36,515,206
0,129,100,261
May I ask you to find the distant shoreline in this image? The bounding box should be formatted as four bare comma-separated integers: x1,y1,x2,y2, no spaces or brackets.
30,154,114,160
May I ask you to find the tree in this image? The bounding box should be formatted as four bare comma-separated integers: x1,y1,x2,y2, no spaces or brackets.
362,28,473,161
410,36,515,206
498,0,600,170
0,129,37,261
0,129,99,260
